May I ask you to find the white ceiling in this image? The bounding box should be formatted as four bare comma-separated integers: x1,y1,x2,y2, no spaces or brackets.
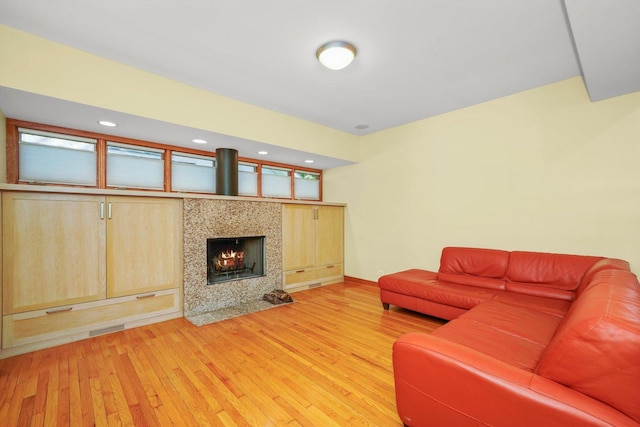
0,0,639,169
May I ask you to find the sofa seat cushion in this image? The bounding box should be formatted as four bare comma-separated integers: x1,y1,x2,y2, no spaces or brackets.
492,292,571,318
432,301,563,371
378,269,438,288
379,270,498,310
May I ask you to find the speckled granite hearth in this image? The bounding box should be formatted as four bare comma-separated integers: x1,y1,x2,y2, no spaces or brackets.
185,299,293,326
183,198,283,323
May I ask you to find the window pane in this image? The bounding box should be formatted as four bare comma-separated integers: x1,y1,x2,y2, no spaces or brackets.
262,166,290,176
294,171,320,200
18,130,97,185
172,153,214,167
295,180,320,200
239,162,257,173
107,145,162,160
238,170,258,196
262,166,291,198
107,143,164,189
20,144,97,185
21,133,95,151
171,153,215,193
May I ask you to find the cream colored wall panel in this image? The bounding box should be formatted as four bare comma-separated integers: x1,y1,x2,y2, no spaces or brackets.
324,77,640,280
0,25,358,162
2,192,106,314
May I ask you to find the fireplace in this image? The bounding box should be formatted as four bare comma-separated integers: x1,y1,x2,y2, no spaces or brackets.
207,236,266,284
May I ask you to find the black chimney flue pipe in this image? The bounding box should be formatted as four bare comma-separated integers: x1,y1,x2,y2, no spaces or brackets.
216,148,239,196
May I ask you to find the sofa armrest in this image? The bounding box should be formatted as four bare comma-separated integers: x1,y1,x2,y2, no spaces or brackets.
393,333,637,427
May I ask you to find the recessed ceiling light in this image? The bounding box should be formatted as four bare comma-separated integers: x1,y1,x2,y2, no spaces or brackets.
316,41,357,70
257,151,268,155
355,124,370,130
98,120,117,127
304,159,315,164
192,139,207,144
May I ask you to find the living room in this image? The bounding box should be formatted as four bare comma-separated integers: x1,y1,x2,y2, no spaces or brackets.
1,1,640,425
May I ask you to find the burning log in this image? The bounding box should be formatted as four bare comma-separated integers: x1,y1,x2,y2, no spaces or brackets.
214,250,245,271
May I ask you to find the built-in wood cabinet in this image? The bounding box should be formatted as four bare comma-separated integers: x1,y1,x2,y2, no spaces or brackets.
1,192,183,357
106,197,182,298
283,204,316,271
3,193,107,314
282,204,344,291
315,206,345,266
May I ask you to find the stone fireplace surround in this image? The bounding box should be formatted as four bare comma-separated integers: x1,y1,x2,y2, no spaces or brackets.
183,198,282,317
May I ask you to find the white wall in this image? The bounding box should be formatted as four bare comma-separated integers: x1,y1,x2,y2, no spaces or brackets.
324,77,640,280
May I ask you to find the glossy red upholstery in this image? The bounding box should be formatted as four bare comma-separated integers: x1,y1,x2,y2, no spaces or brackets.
381,247,639,426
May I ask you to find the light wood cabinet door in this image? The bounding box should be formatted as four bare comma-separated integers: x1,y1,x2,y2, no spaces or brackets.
315,206,344,266
106,197,182,298
2,193,106,314
282,205,316,271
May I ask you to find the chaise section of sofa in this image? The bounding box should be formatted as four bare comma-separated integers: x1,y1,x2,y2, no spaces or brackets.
378,246,628,319
384,247,640,426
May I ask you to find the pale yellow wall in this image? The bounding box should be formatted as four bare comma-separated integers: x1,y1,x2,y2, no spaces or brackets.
324,77,640,280
0,25,358,163
4,24,640,279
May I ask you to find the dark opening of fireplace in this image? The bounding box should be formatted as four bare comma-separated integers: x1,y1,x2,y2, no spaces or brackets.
207,236,266,284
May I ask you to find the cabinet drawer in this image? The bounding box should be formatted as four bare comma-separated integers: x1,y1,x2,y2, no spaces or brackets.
284,264,343,288
3,288,180,348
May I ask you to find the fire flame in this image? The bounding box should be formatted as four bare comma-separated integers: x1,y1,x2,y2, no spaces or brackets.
215,250,244,270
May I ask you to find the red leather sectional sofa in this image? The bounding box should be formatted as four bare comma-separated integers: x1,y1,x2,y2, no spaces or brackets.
378,247,640,426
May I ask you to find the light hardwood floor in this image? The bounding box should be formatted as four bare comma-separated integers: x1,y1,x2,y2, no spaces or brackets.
0,281,445,426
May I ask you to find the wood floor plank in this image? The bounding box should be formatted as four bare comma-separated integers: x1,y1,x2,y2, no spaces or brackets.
89,376,108,427
43,364,59,427
108,370,136,426
0,281,444,426
17,394,35,427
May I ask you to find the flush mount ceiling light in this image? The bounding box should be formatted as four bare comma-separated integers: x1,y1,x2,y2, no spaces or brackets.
192,138,208,144
316,41,357,70
98,120,117,127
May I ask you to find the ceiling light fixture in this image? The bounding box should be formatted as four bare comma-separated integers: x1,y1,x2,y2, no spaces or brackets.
98,120,117,127
316,41,357,70
257,151,268,155
192,139,207,144
304,159,315,164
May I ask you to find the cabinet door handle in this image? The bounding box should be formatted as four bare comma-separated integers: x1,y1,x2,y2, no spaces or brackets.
100,202,105,220
108,202,112,219
326,265,335,269
296,270,306,273
136,293,156,299
46,307,73,315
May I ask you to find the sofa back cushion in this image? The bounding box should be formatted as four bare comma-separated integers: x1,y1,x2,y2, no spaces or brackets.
438,247,508,290
505,251,602,295
536,270,640,423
